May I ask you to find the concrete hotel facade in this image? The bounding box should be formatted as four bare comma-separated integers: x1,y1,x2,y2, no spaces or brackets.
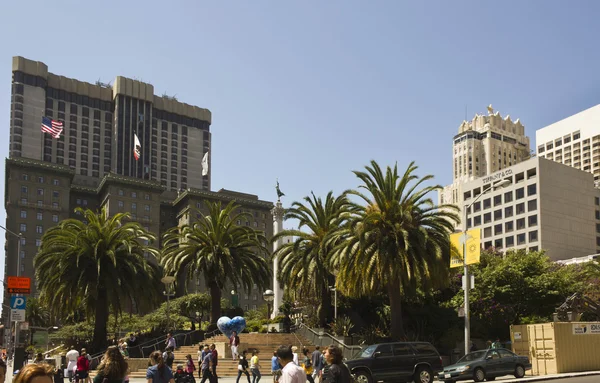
536,104,600,183
4,57,274,313
462,157,600,260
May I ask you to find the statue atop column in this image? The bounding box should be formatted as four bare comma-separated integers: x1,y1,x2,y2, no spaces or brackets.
276,179,285,201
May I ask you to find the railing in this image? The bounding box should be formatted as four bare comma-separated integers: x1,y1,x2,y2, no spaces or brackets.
295,323,363,361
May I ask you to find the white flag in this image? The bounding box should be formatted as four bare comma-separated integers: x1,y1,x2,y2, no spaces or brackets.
201,151,209,176
133,134,141,161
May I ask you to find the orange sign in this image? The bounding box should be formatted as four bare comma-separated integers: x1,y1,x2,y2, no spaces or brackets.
7,277,30,294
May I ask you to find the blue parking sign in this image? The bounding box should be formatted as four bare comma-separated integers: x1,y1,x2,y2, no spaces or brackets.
10,296,26,310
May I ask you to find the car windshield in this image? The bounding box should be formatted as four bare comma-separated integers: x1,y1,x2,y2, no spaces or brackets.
358,345,377,358
456,350,487,363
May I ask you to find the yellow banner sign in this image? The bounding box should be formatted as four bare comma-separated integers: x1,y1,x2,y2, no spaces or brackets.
450,229,481,268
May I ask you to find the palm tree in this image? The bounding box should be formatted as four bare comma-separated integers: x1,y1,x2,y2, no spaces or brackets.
273,192,353,327
25,297,49,327
334,161,459,340
161,201,271,325
34,208,161,351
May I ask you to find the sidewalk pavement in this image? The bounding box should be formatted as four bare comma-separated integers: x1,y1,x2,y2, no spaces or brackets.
434,371,600,382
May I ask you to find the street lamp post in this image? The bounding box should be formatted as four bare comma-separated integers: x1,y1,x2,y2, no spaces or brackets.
329,286,337,321
161,276,176,331
0,224,23,362
462,178,510,356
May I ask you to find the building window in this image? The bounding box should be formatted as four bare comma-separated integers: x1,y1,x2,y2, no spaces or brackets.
516,187,525,199
483,213,491,224
253,222,258,227
262,222,266,229
52,214,59,223
473,201,481,213
132,192,137,198
52,202,58,208
145,205,150,211
483,227,492,238
516,203,525,215
83,200,88,206
506,236,514,247
528,199,537,211
596,210,600,220
529,230,538,242
21,186,28,193
118,189,124,196
38,176,44,183
37,188,44,196
20,238,26,246
483,198,491,209
517,218,526,230
76,198,81,205
21,198,27,204
473,215,481,226
118,201,124,208
37,200,43,207
22,174,29,181
145,194,150,200
493,195,502,206
505,221,514,233
528,215,538,227
132,203,137,210
504,191,513,203
494,224,503,235
36,239,41,247
494,238,503,248
517,233,526,245
37,212,43,221
527,184,537,196
53,179,60,186
36,225,43,234
494,209,502,220
52,191,59,198
20,223,26,232
20,210,27,218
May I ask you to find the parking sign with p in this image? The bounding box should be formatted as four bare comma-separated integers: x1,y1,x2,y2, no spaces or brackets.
10,296,26,310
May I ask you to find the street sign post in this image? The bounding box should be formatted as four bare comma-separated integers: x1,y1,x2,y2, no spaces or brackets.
10,297,26,310
7,277,31,294
11,310,25,322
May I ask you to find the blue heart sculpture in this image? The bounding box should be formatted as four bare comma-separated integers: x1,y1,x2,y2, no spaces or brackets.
217,316,247,338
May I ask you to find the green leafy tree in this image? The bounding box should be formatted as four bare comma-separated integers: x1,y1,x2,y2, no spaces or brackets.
273,192,353,327
161,201,271,325
25,297,50,327
448,250,584,339
34,208,161,352
334,161,459,340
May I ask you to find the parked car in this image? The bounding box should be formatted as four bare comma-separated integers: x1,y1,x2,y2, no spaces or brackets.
344,342,443,383
438,348,531,382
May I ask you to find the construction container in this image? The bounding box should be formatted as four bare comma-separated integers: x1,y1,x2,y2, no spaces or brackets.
511,322,600,375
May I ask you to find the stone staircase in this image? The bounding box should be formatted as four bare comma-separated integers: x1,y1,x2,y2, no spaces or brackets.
108,333,317,378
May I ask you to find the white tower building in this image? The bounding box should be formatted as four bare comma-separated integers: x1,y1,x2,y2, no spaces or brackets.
271,200,285,318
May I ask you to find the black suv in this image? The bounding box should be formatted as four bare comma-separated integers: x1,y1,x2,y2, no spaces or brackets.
345,342,443,383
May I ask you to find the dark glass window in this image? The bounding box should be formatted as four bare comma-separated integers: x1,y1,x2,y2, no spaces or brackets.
516,187,525,199
527,184,537,196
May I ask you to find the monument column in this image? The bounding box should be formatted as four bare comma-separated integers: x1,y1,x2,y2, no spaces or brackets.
271,201,285,318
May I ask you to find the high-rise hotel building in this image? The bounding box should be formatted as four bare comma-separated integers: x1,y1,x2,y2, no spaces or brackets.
4,57,274,313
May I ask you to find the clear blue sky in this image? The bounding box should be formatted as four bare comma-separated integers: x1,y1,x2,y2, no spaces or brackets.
1,0,600,288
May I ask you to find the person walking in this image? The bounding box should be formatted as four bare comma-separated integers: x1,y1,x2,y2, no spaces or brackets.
13,363,55,383
250,350,261,383
323,345,351,383
230,331,241,361
147,351,175,383
94,346,129,383
276,345,305,383
66,347,80,383
210,344,218,383
301,349,314,383
491,338,502,349
270,351,281,383
186,355,196,383
163,348,175,369
311,347,322,382
290,347,298,366
76,351,90,383
236,350,251,383
166,333,177,350
199,346,213,383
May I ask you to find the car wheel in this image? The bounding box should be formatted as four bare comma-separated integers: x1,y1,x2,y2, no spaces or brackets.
353,370,372,383
473,367,486,382
514,365,525,378
414,366,434,383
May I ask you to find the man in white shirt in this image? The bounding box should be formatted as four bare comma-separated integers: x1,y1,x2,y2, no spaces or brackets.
66,346,79,382
277,345,306,383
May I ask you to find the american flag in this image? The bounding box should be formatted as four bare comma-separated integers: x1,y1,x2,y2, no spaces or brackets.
41,116,63,139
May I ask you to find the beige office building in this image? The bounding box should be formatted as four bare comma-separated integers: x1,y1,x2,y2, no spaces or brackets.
536,104,600,184
461,157,600,260
439,106,532,228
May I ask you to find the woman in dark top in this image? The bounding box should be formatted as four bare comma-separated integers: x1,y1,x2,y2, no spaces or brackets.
93,346,129,383
323,345,352,383
236,350,251,383
147,351,176,383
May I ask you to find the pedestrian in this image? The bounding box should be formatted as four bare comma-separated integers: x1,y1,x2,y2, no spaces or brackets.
250,350,261,383
34,353,44,364
199,346,213,383
147,350,175,383
276,345,305,383
13,363,55,383
174,365,187,383
311,347,322,382
166,333,177,350
323,345,351,383
291,347,298,366
486,340,492,349
93,346,129,383
186,355,196,383
66,347,79,383
319,350,327,383
491,338,502,349
76,351,90,383
210,344,218,383
270,351,281,383
301,349,314,383
163,347,175,369
230,331,241,361
120,343,129,358
0,358,6,383
236,350,251,383
470,342,477,352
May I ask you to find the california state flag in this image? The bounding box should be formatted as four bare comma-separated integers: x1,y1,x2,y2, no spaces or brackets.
134,134,141,161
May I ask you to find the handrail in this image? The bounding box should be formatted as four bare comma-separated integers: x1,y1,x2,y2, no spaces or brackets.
295,323,362,360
